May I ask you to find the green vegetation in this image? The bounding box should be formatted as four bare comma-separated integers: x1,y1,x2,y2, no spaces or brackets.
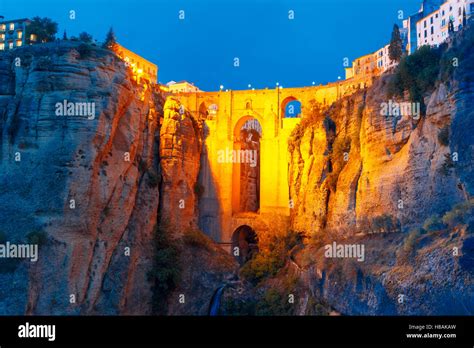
441,198,474,227
181,229,213,252
0,258,22,274
0,231,6,244
194,182,205,198
371,214,400,233
240,230,303,285
437,125,450,146
25,17,58,43
387,45,442,114
147,224,181,315
255,288,294,315
423,214,446,232
389,24,403,62
439,153,455,176
222,296,256,315
146,168,159,188
79,32,93,43
305,296,331,316
26,230,48,247
401,228,422,259
103,27,118,51
288,100,325,152
138,158,148,173
78,43,93,59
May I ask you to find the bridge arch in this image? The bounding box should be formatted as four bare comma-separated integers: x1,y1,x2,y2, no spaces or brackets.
232,116,262,214
281,96,302,118
231,225,258,264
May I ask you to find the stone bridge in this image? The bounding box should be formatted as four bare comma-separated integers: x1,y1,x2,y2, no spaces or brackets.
170,76,371,253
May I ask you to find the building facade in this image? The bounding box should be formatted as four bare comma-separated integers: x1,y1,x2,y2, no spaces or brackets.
416,0,473,48
346,0,472,80
167,81,202,93
374,44,397,74
0,18,36,51
115,43,158,84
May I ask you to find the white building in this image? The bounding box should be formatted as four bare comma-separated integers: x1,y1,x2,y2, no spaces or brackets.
416,0,473,48
166,80,202,93
374,44,398,73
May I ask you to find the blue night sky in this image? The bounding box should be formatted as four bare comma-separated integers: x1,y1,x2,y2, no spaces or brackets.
1,0,421,91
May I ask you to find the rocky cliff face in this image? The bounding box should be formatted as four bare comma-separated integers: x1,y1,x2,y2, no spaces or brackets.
288,76,468,235
0,42,160,314
159,97,202,236
285,27,474,314
0,42,236,315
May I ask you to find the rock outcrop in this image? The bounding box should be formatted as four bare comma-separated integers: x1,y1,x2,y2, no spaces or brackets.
159,97,202,236
285,27,474,314
0,42,236,315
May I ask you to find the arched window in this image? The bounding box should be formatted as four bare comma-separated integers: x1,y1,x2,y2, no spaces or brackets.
281,97,302,118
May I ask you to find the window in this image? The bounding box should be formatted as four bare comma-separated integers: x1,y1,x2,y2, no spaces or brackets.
17,31,22,39
0,43,4,50
436,14,438,18
459,7,462,15
442,10,445,15
9,23,14,31
424,30,427,38
30,34,37,41
16,40,22,47
0,34,4,41
431,27,434,34
8,41,13,49
430,17,433,24
0,24,5,31
442,19,446,26
424,20,427,28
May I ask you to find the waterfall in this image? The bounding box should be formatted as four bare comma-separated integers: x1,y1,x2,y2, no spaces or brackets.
208,285,226,316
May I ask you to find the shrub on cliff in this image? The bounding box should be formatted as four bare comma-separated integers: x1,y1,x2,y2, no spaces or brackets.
371,214,400,233
387,45,442,113
181,229,213,252
255,275,299,315
240,230,302,285
423,215,447,232
146,168,159,188
255,289,293,315
398,228,422,262
103,27,118,51
78,44,93,59
25,17,58,43
79,32,93,43
26,230,48,247
442,199,474,227
438,125,450,146
147,224,181,314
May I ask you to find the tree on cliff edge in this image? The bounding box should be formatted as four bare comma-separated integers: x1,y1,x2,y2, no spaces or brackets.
389,24,403,62
26,17,58,43
103,27,118,51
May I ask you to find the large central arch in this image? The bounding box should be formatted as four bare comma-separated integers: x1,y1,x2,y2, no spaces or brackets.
232,116,262,214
